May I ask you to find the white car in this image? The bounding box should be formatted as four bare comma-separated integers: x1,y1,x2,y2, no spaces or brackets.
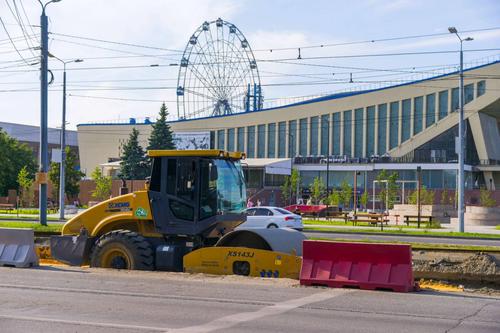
238,206,303,230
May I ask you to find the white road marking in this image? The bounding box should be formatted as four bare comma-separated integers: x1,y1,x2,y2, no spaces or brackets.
168,289,351,333
0,314,170,331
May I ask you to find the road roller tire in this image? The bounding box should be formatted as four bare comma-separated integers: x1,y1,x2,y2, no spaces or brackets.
90,230,154,270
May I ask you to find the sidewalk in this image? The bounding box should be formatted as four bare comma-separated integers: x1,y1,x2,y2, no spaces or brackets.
305,221,500,235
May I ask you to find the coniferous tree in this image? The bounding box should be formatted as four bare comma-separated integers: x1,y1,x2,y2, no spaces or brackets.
120,128,149,180
147,103,175,150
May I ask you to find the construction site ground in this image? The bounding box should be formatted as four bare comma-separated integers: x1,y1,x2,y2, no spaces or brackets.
0,264,499,333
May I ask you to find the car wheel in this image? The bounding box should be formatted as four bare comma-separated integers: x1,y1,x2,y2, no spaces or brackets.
267,223,278,229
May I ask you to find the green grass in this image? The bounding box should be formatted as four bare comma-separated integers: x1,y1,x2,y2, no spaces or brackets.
309,237,500,252
304,226,500,239
303,219,441,229
0,208,43,215
0,215,61,221
496,225,500,231
0,221,62,233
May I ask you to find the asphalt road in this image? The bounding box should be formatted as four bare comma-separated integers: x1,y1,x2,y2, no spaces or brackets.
304,230,500,247
0,265,499,333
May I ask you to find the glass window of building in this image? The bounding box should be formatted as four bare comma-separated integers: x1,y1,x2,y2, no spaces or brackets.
401,99,411,143
366,106,375,156
343,110,352,156
289,120,297,157
210,131,215,149
438,90,448,120
389,102,399,149
227,128,235,151
413,96,423,135
310,116,319,156
237,127,245,152
246,126,255,158
464,83,474,104
267,123,276,158
425,93,436,128
299,118,308,156
377,104,387,154
354,108,364,157
257,124,266,158
451,87,459,111
332,113,341,155
320,114,329,156
217,129,225,150
278,121,286,158
477,80,486,97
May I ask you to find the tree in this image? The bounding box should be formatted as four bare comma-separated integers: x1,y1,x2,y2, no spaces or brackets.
339,180,352,209
91,167,112,201
0,128,36,196
120,128,149,180
17,166,34,207
360,191,369,209
48,147,85,203
309,177,325,205
280,177,291,205
147,103,175,151
479,188,496,207
376,169,399,209
408,186,435,205
280,169,301,205
328,191,340,206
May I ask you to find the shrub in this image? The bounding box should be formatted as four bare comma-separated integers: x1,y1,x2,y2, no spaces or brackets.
479,188,496,207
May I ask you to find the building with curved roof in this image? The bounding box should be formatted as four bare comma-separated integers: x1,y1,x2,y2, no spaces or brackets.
77,60,500,200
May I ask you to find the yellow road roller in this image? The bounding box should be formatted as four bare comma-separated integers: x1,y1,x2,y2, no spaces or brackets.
51,150,304,277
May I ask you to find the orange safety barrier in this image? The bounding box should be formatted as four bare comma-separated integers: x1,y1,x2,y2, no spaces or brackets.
300,241,418,292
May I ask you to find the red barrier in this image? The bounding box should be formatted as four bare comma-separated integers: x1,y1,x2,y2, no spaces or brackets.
300,241,417,292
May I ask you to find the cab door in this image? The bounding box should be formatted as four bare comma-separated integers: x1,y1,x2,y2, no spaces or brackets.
149,157,198,235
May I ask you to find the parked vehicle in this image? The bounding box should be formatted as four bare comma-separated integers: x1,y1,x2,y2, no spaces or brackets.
238,206,303,230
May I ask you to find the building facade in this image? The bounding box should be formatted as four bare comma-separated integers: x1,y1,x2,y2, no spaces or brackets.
77,61,500,195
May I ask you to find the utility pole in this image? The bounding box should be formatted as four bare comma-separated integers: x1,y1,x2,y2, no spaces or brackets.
49,56,83,220
38,0,61,226
449,27,473,233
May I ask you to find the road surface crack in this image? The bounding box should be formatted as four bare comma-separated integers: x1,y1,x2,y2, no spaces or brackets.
444,301,496,333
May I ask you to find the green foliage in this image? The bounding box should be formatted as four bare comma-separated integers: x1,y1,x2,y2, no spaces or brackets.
407,187,436,205
376,169,399,209
0,128,36,196
48,147,85,203
309,177,325,205
91,167,112,201
440,189,449,205
339,180,352,209
328,191,340,206
120,128,149,180
280,177,291,204
17,166,34,207
0,221,62,233
281,169,301,205
425,219,442,229
479,188,496,207
360,191,369,208
147,103,175,151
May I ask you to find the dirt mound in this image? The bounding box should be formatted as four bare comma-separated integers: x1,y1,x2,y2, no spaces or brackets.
413,253,500,283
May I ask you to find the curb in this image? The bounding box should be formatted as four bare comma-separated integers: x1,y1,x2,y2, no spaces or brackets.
304,228,500,242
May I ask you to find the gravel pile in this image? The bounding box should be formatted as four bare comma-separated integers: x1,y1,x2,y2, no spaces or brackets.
413,253,500,283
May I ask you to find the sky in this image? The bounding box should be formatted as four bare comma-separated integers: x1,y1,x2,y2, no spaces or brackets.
0,0,499,130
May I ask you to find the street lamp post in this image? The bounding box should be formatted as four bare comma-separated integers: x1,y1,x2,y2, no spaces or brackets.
49,56,83,220
448,27,473,233
38,0,62,226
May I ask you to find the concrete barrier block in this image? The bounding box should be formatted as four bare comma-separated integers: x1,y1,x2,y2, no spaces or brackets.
0,228,39,268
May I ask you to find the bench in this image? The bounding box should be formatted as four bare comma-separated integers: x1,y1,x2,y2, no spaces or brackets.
0,203,15,213
350,213,388,230
403,215,433,227
325,211,350,223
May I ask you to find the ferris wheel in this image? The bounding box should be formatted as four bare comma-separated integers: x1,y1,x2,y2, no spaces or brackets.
176,18,263,119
